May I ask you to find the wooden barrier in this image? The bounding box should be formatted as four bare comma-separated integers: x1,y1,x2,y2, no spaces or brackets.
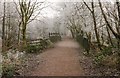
49,33,61,42
27,38,48,46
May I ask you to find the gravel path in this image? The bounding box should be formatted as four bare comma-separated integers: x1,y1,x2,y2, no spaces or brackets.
29,39,84,76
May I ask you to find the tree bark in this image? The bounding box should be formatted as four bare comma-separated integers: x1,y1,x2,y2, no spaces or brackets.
116,0,120,34
91,2,101,50
2,2,6,52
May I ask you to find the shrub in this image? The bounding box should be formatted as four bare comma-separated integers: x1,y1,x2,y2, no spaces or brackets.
101,46,113,56
2,50,24,78
25,45,38,53
2,63,16,78
93,46,113,65
94,54,104,65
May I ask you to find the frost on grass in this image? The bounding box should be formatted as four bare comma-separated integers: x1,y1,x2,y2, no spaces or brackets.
2,49,25,77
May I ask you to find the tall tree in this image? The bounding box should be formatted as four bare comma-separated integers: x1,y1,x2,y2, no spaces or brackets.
2,1,6,52
14,0,46,48
116,0,120,34
83,1,101,50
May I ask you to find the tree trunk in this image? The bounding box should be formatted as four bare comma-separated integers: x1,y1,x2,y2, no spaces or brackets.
22,22,27,49
106,26,114,46
116,0,120,34
2,2,6,52
91,2,101,50
116,1,120,49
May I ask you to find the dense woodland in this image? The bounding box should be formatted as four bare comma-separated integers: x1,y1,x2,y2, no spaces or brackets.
0,0,120,77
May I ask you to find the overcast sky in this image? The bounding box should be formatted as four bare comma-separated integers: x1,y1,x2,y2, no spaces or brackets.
0,0,115,18
34,0,115,18
0,0,117,2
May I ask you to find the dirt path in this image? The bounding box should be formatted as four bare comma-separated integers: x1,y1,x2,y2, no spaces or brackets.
30,38,84,76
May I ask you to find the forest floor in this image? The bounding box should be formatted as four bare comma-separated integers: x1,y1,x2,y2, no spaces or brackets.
20,38,119,76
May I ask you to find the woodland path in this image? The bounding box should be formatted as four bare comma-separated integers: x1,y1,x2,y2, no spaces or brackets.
30,38,84,76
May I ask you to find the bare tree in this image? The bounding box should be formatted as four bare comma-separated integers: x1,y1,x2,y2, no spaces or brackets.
99,0,120,40
83,1,101,50
14,0,47,48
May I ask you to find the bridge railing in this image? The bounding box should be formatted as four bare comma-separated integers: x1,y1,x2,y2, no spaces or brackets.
49,33,61,42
